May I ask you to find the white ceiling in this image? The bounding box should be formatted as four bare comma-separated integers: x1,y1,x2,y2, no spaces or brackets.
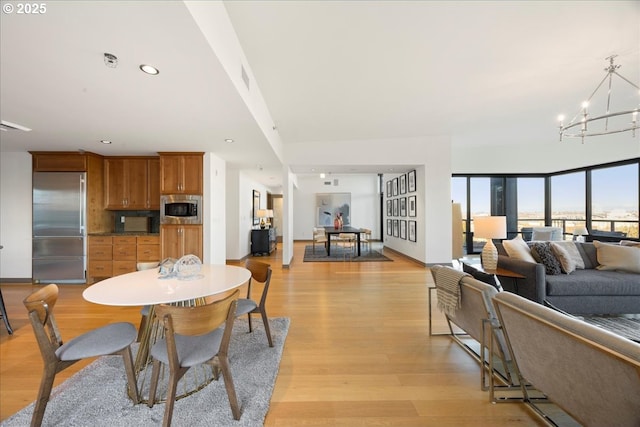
1,1,639,188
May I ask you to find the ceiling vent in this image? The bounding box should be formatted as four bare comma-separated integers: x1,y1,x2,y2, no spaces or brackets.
324,181,332,186
333,179,339,186
0,120,32,132
241,64,250,90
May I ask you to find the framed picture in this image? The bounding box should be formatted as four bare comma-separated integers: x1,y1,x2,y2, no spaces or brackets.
408,170,416,193
400,220,407,240
386,180,392,197
400,174,407,194
252,190,260,225
393,198,399,217
386,200,392,217
400,197,407,217
392,178,398,196
387,219,392,236
408,195,417,217
393,219,399,237
409,220,417,242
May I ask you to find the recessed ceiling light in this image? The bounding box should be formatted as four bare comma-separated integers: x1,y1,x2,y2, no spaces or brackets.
320,173,326,179
100,140,112,144
224,138,234,143
139,64,159,75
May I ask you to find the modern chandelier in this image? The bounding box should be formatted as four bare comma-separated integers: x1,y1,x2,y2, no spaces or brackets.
558,55,639,143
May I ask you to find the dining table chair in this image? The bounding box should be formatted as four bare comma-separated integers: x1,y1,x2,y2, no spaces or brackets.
337,233,356,260
147,290,241,426
235,259,274,347
23,284,140,427
312,227,328,254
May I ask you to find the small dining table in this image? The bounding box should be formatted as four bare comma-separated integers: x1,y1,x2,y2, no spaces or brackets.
83,264,251,402
323,226,365,256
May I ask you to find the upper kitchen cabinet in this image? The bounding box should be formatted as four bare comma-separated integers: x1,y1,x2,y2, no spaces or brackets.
105,157,160,210
159,152,203,195
32,152,87,171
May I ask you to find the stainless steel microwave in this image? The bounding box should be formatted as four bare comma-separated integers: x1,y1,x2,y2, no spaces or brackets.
160,194,202,224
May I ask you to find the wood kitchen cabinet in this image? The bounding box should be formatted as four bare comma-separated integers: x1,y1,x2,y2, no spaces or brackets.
161,225,202,260
105,157,160,210
159,153,203,194
87,234,160,283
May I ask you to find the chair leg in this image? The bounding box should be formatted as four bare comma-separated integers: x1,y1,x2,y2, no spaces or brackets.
31,362,58,427
147,360,162,408
136,313,148,343
247,313,253,333
260,309,273,347
162,366,188,427
119,346,140,403
218,355,241,420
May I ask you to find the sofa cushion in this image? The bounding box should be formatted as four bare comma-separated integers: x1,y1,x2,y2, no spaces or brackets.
503,235,536,263
594,241,640,274
545,269,640,296
575,242,598,269
550,242,576,274
530,242,562,275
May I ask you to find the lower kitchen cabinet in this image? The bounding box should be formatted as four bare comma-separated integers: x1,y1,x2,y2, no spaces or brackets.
87,234,160,283
161,225,202,260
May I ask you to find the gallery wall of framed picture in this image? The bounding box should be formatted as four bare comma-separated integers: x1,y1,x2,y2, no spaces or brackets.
384,170,417,242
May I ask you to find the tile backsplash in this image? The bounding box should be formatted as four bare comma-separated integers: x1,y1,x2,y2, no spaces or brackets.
113,211,160,233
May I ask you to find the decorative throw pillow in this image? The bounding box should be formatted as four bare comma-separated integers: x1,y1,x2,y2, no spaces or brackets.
530,242,562,275
551,241,585,269
593,241,640,274
502,235,536,263
620,240,640,248
462,262,503,291
550,242,576,274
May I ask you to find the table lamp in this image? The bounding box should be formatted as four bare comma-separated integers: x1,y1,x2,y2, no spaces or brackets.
573,226,589,242
473,216,507,270
257,209,268,229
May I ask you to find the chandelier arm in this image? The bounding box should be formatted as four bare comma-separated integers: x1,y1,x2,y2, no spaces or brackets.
560,108,640,132
566,72,610,124
561,125,639,138
612,71,640,90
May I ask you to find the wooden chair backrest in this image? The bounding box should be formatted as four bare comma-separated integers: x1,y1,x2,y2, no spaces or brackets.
156,289,239,337
244,259,272,305
23,284,63,361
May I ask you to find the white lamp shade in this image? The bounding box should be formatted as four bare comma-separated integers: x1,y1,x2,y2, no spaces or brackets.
573,226,589,236
257,209,269,218
473,216,507,239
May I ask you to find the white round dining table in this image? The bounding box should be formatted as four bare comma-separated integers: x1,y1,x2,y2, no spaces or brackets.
83,264,251,306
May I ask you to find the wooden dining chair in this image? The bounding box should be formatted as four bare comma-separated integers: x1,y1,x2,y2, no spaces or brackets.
23,284,140,427
235,259,273,347
147,290,241,426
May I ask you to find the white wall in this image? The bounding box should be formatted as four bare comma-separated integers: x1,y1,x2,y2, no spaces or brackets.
225,168,275,260
203,153,227,265
292,174,380,240
0,152,33,279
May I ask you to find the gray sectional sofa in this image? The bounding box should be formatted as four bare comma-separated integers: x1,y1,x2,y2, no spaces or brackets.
497,241,640,315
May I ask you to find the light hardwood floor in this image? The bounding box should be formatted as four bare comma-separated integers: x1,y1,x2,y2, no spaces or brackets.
0,241,543,426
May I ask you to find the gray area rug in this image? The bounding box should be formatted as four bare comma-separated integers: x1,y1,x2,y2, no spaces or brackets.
303,245,392,262
2,317,289,427
581,316,640,343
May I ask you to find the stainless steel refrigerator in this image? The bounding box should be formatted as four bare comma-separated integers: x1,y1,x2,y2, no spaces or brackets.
32,172,87,283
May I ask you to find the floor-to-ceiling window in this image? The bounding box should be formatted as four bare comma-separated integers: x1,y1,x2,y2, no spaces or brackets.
550,171,586,238
517,177,545,231
591,163,639,238
453,159,640,249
